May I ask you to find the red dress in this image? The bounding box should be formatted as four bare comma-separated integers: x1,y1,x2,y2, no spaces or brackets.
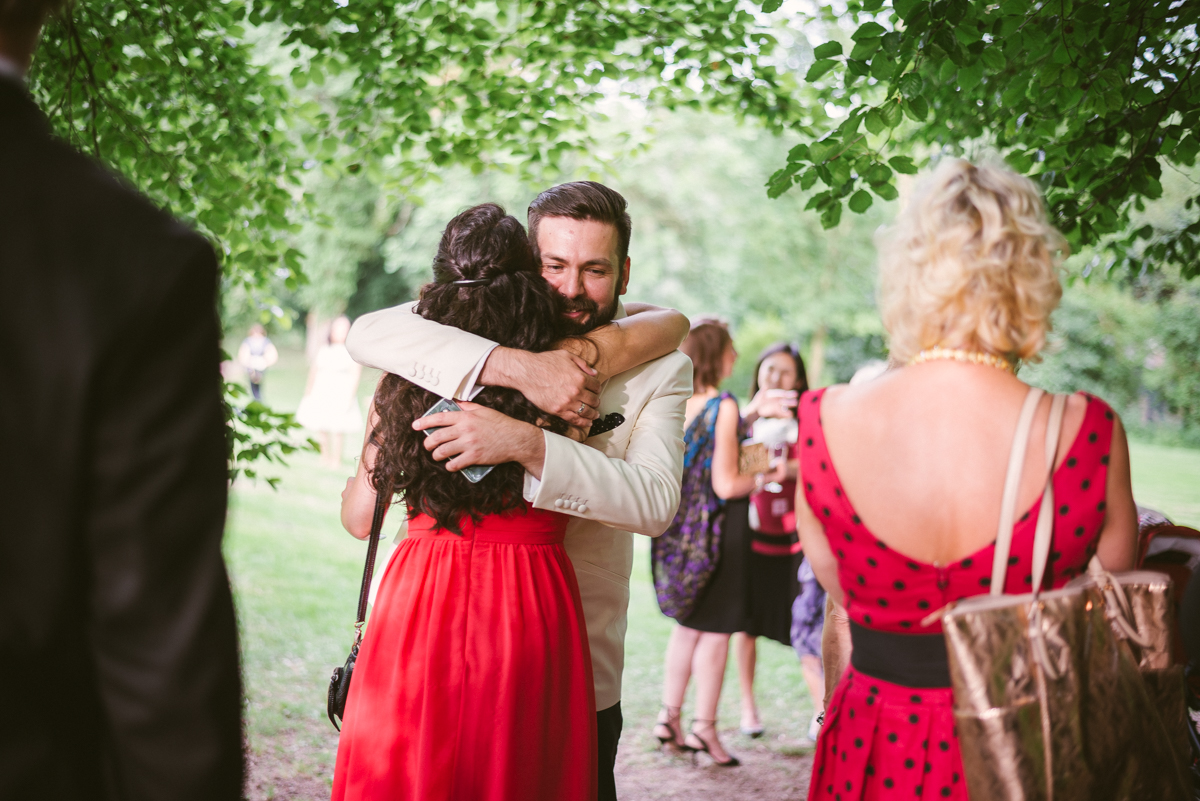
800,389,1115,801
331,503,598,801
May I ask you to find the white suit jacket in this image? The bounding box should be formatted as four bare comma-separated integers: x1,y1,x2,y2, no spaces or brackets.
346,301,691,710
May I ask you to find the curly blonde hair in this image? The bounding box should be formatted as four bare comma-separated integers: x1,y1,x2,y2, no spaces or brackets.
879,159,1067,365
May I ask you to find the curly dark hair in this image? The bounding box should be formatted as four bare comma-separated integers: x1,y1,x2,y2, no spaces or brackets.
369,203,571,533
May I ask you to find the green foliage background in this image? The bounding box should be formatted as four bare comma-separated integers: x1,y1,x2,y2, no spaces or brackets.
24,0,1200,468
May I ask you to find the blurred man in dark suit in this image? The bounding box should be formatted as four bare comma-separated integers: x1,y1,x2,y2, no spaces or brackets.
0,2,244,799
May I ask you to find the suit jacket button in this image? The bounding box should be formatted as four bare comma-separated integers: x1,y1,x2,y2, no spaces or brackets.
554,499,564,508
578,504,588,514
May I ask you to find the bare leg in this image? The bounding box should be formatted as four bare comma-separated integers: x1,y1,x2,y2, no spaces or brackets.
800,654,825,740
316,431,330,465
656,625,700,745
330,432,345,467
684,632,737,764
734,632,761,733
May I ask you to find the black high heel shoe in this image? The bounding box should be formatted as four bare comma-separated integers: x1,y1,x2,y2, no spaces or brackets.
652,704,682,748
681,719,740,767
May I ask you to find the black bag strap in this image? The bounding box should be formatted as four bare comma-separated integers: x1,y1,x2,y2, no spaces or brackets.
353,490,391,638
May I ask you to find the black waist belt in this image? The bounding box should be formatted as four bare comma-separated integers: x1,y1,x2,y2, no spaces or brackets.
849,620,951,688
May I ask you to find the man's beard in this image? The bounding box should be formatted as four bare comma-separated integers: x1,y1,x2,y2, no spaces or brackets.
559,292,618,335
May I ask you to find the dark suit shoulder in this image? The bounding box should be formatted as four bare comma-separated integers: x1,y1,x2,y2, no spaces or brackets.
0,81,216,332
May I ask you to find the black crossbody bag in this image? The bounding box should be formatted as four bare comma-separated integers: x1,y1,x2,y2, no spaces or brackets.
327,491,390,731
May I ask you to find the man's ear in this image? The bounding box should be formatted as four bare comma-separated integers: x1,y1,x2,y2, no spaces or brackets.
618,257,631,296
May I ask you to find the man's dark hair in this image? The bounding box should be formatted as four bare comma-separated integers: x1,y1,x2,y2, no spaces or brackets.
370,203,571,533
528,181,632,270
0,0,67,25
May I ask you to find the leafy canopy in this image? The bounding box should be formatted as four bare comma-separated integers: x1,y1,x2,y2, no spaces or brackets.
768,0,1200,279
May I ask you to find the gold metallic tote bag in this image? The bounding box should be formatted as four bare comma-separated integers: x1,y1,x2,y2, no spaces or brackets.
936,388,1190,801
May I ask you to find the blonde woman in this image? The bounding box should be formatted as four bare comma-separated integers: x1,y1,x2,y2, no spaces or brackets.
797,160,1137,800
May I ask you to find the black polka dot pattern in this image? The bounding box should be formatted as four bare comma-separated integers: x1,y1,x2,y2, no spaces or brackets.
797,389,1115,801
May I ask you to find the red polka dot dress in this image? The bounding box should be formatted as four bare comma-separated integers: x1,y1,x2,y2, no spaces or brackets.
799,388,1115,801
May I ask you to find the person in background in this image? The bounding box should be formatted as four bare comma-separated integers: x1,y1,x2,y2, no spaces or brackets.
797,159,1137,801
734,342,808,738
236,322,279,401
297,315,363,467
651,317,784,767
0,2,243,798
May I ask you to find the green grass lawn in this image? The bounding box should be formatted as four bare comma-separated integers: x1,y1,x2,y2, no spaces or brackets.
226,347,1200,798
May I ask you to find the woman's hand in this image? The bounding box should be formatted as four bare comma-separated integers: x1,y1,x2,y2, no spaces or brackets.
743,388,798,425
412,401,548,478
479,347,601,427
754,458,789,492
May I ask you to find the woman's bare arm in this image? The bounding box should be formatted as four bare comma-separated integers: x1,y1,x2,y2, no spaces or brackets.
558,305,688,381
341,399,386,539
1095,414,1138,571
822,599,852,708
711,398,759,500
796,463,851,704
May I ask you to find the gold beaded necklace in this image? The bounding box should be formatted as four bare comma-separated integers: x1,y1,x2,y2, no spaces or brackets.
908,346,1016,374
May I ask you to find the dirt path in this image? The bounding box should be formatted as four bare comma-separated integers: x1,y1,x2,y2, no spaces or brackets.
247,721,814,800
616,724,813,800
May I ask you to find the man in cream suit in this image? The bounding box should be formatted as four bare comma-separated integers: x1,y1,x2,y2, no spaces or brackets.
346,181,691,800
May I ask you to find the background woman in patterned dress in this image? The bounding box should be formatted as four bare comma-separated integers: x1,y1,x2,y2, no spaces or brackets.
650,317,784,766
795,159,1139,800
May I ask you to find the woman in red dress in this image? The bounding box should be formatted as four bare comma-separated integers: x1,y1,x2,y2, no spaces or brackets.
796,160,1139,800
333,203,685,800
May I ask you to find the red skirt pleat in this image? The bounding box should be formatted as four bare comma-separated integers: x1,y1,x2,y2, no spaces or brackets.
332,511,597,801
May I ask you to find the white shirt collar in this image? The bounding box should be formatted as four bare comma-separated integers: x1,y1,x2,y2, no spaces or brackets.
0,54,26,84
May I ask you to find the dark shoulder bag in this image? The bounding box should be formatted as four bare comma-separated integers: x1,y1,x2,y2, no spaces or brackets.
327,491,390,731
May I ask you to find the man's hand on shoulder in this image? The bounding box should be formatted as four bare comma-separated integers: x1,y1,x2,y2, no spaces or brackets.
480,347,602,428
412,401,548,478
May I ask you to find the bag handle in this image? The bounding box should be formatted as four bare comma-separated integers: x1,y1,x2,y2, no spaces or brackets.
1030,393,1067,594
353,490,391,639
990,389,1066,596
990,388,1044,595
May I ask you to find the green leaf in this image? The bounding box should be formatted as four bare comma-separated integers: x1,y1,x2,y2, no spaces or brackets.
848,189,874,213
805,59,839,82
880,102,904,128
812,41,843,59
958,61,984,90
873,181,900,201
904,96,929,121
939,59,957,83
866,163,893,184
1173,134,1200,167
820,201,843,229
852,21,887,41
846,59,871,77
850,38,882,61
761,0,783,12
954,26,982,47
865,108,886,135
787,143,811,163
981,47,1006,72
893,0,922,19
898,72,923,97
810,139,838,163
889,155,919,174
